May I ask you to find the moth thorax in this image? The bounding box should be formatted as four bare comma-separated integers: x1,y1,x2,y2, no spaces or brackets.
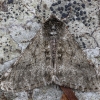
50,25,57,35
50,31,57,35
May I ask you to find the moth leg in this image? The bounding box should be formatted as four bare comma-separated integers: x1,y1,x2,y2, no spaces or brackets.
1,93,7,100
26,90,33,100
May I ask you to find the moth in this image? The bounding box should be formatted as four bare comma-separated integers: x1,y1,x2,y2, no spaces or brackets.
1,15,100,92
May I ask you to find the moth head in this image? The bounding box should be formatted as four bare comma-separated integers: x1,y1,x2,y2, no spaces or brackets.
43,15,65,37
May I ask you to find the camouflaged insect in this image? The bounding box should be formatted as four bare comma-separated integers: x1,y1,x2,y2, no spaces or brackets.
1,15,100,92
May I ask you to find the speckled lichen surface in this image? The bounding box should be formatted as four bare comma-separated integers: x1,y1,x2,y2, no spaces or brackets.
0,0,100,100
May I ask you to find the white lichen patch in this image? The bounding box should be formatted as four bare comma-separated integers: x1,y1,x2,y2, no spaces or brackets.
33,85,63,100
84,47,100,75
75,33,98,49
14,91,28,100
0,28,21,64
9,21,40,50
76,92,100,100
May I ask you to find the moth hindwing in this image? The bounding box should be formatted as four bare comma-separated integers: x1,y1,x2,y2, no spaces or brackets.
1,15,100,92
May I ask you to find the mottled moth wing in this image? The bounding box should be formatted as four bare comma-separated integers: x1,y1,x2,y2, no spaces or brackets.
1,15,100,92
1,31,53,92
42,16,100,92
54,31,99,91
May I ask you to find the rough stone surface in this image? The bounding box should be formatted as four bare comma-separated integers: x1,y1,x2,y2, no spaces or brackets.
0,0,100,100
